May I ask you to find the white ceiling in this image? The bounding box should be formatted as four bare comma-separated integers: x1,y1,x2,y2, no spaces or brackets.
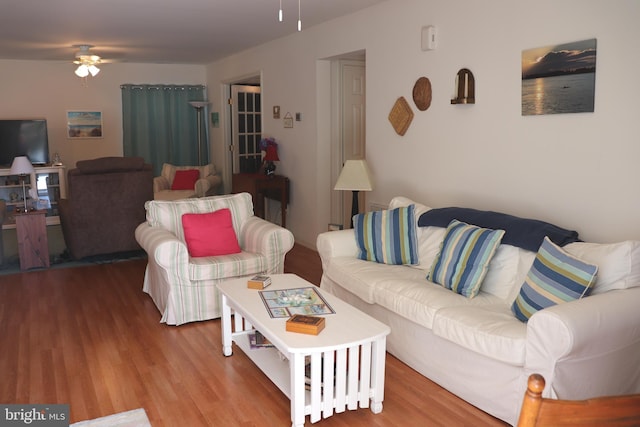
0,0,385,65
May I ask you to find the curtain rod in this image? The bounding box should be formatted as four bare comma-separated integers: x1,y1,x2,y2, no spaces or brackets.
120,84,206,90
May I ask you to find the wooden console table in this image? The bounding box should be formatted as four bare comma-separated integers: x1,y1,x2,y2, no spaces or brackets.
15,210,49,270
232,173,290,228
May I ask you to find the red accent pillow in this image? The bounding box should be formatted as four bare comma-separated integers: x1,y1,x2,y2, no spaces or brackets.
181,209,242,257
171,169,200,190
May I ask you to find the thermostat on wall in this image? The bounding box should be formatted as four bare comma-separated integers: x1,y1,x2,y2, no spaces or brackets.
421,25,437,51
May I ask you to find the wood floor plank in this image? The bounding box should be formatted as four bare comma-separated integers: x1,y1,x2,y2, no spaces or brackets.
0,244,508,426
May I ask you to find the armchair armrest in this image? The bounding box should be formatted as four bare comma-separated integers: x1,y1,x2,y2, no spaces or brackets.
239,216,294,274
153,176,170,193
194,174,222,197
135,222,190,271
526,286,640,399
316,229,359,270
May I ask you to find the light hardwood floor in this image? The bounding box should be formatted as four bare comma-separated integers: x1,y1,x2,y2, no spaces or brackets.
0,244,508,426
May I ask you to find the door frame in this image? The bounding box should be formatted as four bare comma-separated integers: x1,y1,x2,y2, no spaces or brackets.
329,56,366,228
221,73,262,194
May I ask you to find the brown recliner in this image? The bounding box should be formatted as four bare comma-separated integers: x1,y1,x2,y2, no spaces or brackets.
59,156,153,260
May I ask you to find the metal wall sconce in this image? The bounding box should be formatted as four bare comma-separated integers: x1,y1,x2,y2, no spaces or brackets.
451,68,475,104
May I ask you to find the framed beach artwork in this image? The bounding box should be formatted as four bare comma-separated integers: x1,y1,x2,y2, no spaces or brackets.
67,111,103,138
522,39,597,116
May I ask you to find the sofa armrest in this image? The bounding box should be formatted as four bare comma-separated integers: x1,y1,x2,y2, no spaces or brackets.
239,216,294,274
194,174,222,197
153,176,170,193
525,286,640,399
316,229,359,270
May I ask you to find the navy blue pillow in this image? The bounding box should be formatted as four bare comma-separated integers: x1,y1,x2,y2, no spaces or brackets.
418,207,579,252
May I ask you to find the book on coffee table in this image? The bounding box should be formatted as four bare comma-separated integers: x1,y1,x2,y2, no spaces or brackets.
248,275,272,289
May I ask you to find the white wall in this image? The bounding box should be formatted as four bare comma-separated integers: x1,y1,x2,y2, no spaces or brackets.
207,0,640,246
0,60,206,170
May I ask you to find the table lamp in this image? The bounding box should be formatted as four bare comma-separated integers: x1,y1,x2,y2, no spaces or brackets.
334,159,373,228
10,156,34,213
263,145,279,177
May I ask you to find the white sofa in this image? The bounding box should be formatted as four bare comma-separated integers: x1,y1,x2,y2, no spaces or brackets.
316,196,640,425
135,192,294,325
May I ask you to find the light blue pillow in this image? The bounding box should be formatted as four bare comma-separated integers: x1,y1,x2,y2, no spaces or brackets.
512,236,598,322
428,219,505,298
353,204,418,265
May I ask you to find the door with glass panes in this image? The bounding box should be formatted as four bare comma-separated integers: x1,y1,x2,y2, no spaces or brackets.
231,85,262,173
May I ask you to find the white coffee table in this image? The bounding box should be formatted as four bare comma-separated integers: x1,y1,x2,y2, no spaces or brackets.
219,274,390,427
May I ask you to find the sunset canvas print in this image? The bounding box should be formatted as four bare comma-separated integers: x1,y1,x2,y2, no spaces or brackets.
522,39,596,116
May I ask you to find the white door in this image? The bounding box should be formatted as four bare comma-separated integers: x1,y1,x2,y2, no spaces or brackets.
332,60,366,228
231,85,262,174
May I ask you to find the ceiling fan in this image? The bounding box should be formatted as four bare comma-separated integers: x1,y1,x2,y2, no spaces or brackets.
73,44,102,77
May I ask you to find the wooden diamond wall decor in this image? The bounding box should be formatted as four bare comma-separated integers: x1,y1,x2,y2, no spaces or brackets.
388,96,414,136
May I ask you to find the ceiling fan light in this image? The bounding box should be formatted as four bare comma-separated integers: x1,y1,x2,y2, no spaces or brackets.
75,64,89,77
88,65,100,76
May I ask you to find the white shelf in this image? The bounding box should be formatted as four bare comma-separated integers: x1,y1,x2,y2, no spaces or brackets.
0,165,66,230
233,331,293,399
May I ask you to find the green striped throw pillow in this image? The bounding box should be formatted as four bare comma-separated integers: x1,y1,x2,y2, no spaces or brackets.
353,204,418,265
512,236,598,322
428,220,505,298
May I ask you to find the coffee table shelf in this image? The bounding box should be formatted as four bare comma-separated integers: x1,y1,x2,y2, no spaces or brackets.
219,274,390,427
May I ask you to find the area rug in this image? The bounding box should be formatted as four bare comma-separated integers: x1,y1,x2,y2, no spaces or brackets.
0,249,146,276
71,408,151,427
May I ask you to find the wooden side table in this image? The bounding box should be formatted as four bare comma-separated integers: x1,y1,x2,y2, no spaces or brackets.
232,173,290,228
15,210,49,270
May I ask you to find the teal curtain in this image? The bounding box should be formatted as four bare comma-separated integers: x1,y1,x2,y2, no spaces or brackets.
121,84,209,176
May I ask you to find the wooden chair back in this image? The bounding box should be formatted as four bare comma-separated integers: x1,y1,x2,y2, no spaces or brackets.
517,373,640,426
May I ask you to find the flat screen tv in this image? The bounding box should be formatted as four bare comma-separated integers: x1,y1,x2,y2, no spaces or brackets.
0,119,50,167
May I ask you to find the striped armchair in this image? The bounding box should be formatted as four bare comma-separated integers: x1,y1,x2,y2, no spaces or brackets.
135,192,294,325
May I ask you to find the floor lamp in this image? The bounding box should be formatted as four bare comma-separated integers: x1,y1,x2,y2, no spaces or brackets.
10,156,34,213
189,101,210,166
334,159,374,229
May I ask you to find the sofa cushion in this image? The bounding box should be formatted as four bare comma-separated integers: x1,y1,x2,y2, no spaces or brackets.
182,209,241,257
353,204,418,265
171,169,200,190
388,196,431,217
323,257,426,304
563,240,640,295
374,278,504,329
428,220,505,298
388,196,440,270
154,189,196,201
432,305,527,365
512,236,598,322
418,207,580,252
188,251,267,281
480,244,522,301
145,193,254,242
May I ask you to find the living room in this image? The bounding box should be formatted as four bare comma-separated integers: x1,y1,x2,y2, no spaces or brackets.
1,0,639,425
1,0,638,250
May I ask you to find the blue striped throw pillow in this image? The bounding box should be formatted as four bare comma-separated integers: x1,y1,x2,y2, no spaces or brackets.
428,220,505,298
512,236,598,322
353,204,418,265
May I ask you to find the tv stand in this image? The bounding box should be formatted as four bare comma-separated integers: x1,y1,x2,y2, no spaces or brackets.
0,165,66,230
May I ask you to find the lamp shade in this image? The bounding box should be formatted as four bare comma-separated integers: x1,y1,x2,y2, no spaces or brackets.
75,64,89,77
334,159,373,191
264,145,279,162
10,156,34,175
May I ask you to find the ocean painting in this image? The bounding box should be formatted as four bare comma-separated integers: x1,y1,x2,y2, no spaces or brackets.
522,39,596,116
67,111,103,138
